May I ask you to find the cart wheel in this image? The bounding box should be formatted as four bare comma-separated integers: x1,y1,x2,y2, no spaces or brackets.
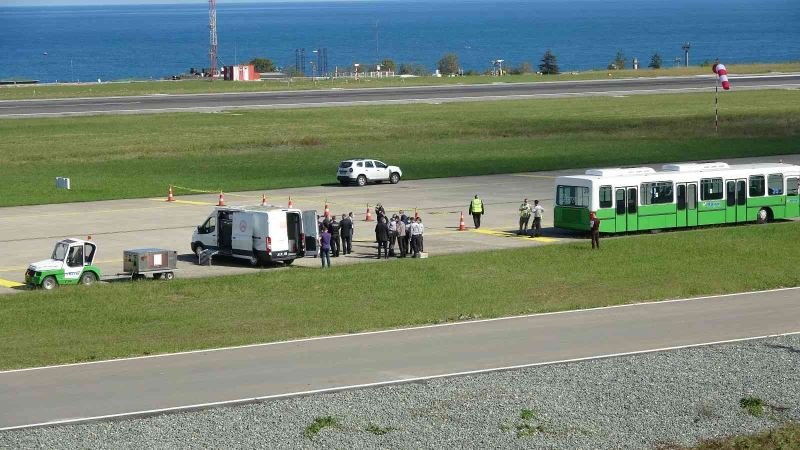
163,272,175,281
41,276,58,291
79,271,97,286
153,273,163,280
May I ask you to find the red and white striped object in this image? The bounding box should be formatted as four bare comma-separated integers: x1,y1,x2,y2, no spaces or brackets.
712,63,730,90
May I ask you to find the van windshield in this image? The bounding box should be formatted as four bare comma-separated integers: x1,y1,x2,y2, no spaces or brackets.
339,161,353,168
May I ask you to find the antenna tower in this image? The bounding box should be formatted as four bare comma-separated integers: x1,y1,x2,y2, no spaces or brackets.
209,0,218,77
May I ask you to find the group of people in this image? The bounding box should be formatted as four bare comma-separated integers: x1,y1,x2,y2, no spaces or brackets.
374,209,425,259
317,212,355,268
517,198,545,237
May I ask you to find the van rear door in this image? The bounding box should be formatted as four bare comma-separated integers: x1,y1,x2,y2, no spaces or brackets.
302,210,319,257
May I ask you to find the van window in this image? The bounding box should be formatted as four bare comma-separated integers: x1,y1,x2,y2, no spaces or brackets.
599,186,612,208
700,178,724,201
768,174,783,195
365,161,374,168
749,175,765,197
201,216,216,233
641,182,673,205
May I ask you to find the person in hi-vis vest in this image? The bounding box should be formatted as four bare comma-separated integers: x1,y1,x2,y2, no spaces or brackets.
468,194,484,229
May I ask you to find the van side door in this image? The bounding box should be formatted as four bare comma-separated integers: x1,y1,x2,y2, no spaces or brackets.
232,212,254,257
302,210,319,257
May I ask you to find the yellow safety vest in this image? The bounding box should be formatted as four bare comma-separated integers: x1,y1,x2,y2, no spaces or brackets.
471,198,483,214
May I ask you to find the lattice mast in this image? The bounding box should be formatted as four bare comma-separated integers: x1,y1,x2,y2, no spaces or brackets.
209,0,218,77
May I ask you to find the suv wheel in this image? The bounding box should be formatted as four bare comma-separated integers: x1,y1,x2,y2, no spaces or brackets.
390,172,400,184
357,175,367,187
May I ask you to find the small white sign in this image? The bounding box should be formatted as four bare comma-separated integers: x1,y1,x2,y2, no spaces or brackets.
153,254,163,266
55,177,71,190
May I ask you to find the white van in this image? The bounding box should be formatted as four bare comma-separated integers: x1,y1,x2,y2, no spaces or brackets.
191,207,319,265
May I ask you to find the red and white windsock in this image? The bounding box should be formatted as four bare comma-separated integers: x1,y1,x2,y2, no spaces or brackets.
712,63,730,90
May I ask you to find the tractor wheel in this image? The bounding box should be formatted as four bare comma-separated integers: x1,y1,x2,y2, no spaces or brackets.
79,271,97,286
42,276,58,291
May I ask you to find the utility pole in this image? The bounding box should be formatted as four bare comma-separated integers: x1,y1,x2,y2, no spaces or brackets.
682,42,691,67
208,0,218,77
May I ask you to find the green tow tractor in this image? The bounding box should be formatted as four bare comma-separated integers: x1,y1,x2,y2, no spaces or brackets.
25,238,177,290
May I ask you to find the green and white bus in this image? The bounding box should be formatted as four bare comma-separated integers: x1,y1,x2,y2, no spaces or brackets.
554,162,800,233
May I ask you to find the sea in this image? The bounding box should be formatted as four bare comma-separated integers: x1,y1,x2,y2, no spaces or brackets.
1,0,798,83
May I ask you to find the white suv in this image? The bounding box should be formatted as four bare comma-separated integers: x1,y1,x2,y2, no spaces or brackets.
337,159,403,186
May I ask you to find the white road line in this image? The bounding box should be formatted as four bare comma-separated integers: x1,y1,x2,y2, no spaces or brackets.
2,83,798,118
0,101,139,109
3,330,798,432
1,286,797,375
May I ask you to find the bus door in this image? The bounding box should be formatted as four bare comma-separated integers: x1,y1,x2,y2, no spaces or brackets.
676,183,687,227
735,179,747,222
626,186,638,231
686,183,698,226
615,188,627,232
787,177,800,218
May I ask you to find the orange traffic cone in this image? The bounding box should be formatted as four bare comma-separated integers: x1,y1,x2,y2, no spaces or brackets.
365,205,373,221
217,192,225,206
261,194,267,206
166,185,175,202
324,201,330,218
458,211,466,231
288,195,293,208
414,208,420,220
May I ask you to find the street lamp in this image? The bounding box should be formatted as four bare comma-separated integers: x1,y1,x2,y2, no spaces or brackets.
354,63,360,80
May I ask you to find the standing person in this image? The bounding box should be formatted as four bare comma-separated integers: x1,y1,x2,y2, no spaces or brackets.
375,216,390,259
375,203,386,223
531,199,544,238
417,217,425,253
410,217,424,257
404,213,412,255
399,209,408,224
468,194,484,229
518,198,532,235
329,215,341,257
319,226,332,268
339,213,353,255
396,216,407,257
388,214,398,257
589,211,601,249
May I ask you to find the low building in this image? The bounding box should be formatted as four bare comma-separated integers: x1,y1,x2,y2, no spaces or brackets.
222,64,260,81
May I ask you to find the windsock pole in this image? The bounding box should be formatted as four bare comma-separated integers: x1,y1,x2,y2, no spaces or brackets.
715,79,719,133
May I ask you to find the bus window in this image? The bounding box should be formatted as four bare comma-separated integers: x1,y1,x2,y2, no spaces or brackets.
599,186,612,208
726,181,736,207
556,185,590,207
687,184,697,209
768,174,783,195
788,178,799,195
700,178,723,201
615,189,625,215
640,181,673,205
749,175,765,197
677,185,686,210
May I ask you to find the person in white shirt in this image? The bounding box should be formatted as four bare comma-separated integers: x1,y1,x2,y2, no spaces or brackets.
530,199,544,237
410,217,424,257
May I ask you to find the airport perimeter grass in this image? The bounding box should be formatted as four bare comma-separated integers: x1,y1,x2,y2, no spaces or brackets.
675,422,800,449
2,62,799,100
1,89,800,207
0,222,798,370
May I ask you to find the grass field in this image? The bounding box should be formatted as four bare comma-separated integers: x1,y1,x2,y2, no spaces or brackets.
1,222,798,370
1,89,799,207
675,422,800,449
2,62,799,100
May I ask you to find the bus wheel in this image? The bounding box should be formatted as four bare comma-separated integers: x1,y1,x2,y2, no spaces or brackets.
757,208,769,224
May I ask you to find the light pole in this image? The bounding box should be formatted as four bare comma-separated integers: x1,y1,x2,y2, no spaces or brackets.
309,61,317,85
354,63,360,80
682,42,691,67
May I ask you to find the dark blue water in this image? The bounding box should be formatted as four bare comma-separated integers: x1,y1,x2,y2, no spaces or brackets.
1,0,798,82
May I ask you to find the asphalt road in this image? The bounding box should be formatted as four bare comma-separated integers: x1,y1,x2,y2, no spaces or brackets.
1,154,796,294
1,287,798,430
2,73,800,118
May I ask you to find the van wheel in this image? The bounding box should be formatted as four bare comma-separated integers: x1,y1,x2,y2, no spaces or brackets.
757,208,769,224
79,272,97,286
357,175,367,187
41,276,57,290
284,259,295,266
194,244,205,257
390,172,400,184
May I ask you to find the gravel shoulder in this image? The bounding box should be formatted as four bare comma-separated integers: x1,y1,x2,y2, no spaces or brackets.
3,334,799,449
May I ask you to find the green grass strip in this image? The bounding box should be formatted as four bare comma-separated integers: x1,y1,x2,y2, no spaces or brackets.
1,222,798,370
1,89,799,207
673,422,800,449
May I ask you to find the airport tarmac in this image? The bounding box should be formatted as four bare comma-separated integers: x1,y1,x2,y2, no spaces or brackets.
0,153,797,293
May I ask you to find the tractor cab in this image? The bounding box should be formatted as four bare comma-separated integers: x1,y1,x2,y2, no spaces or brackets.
26,238,101,290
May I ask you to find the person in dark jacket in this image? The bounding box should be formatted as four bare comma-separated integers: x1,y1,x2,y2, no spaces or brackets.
375,203,386,223
339,213,353,255
329,216,341,257
319,226,332,268
374,216,390,259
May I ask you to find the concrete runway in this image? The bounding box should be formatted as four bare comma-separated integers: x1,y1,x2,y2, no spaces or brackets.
2,73,799,118
1,287,798,430
0,154,797,293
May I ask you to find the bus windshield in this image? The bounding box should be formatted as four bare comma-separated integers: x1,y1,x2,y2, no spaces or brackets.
556,185,590,207
52,242,69,261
